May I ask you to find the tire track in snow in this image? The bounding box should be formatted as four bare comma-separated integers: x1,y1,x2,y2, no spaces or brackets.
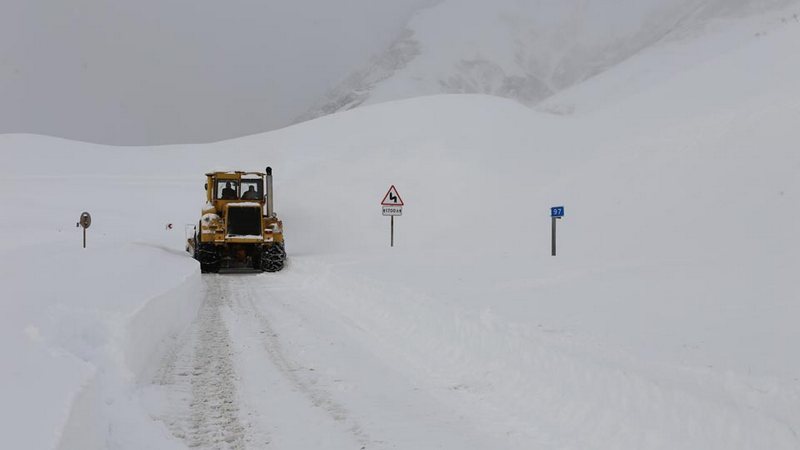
227,276,372,448
152,276,248,449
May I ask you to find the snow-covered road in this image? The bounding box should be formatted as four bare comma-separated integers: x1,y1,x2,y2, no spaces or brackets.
146,263,495,450
141,255,799,450
149,276,247,448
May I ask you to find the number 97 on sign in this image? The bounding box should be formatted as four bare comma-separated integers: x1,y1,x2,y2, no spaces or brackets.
550,206,564,218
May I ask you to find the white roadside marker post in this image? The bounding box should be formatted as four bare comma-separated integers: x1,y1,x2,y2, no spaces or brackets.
550,206,564,256
381,185,404,248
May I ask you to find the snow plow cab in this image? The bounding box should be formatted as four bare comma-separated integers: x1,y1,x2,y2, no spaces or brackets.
187,168,286,273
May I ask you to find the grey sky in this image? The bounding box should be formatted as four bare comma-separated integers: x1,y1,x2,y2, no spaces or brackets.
1,0,435,145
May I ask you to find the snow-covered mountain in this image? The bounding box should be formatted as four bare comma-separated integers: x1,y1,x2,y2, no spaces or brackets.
300,0,798,121
5,0,795,144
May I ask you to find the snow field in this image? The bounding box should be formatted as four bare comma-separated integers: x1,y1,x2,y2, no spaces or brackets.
2,7,800,448
304,259,797,449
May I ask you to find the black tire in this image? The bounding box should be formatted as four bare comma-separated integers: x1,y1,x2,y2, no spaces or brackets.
261,242,286,272
196,242,220,273
200,263,219,274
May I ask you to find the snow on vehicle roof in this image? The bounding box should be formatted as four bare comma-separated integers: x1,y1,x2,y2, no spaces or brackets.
227,202,262,207
206,171,265,177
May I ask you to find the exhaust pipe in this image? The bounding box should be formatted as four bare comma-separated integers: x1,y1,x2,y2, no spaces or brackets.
265,166,274,217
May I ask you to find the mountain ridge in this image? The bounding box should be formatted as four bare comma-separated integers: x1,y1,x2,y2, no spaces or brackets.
299,0,798,122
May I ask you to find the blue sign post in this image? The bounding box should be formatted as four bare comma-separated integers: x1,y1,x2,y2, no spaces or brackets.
551,206,564,256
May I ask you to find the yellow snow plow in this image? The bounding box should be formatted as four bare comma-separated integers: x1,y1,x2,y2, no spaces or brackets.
187,167,286,273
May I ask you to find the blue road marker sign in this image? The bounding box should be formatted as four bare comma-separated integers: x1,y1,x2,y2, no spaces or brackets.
551,206,565,218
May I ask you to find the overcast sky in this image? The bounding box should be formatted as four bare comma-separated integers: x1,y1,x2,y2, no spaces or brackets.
1,0,435,145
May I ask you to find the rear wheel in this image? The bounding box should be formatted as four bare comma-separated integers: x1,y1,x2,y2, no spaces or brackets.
260,242,286,272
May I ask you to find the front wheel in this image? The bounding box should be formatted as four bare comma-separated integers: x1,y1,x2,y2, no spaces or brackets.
261,242,286,272
200,262,220,273
196,242,220,273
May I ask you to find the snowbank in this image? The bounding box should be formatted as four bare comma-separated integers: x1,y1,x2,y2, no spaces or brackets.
0,196,202,448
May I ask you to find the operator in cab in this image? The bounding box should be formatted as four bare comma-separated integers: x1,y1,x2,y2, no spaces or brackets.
242,185,260,200
221,181,237,199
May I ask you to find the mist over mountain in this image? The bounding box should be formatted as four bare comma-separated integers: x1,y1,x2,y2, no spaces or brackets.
301,0,797,121
1,0,432,145
3,0,797,145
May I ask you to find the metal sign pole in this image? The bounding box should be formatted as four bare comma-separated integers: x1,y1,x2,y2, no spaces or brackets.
391,215,394,247
79,211,92,249
550,206,564,256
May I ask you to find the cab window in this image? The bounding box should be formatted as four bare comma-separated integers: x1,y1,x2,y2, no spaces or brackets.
240,179,263,200
216,180,239,200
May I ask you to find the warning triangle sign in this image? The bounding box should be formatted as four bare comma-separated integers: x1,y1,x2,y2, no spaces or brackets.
381,185,404,206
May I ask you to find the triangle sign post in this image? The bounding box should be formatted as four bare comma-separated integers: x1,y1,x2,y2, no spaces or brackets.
381,185,403,247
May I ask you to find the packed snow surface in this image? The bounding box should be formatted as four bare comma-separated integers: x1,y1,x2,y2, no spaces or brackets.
2,9,800,450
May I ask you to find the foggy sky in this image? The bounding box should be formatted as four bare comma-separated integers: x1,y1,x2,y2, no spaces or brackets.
1,0,435,145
